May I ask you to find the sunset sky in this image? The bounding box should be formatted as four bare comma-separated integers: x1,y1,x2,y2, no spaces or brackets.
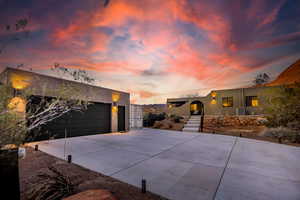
1,0,300,104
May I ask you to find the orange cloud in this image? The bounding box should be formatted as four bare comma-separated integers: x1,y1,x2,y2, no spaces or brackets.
138,90,158,99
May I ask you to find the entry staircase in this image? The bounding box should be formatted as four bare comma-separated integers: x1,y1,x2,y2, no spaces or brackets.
182,115,201,132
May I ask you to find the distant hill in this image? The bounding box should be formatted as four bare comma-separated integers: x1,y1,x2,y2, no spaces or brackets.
266,59,300,86
143,104,167,115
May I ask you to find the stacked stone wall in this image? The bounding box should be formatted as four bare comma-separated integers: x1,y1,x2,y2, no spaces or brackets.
204,115,266,127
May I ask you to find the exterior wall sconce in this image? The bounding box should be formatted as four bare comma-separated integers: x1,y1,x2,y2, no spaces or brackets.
8,96,26,113
112,101,118,112
112,93,120,113
112,105,118,112
211,91,217,104
211,98,217,104
211,91,217,97
10,73,31,90
8,88,26,113
112,93,120,102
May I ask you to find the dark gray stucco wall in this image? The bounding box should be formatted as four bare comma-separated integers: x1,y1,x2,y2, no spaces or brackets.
0,67,130,132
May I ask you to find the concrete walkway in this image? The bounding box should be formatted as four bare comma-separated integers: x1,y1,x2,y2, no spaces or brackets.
28,128,300,200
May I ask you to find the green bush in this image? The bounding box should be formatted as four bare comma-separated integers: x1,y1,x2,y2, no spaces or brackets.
263,83,300,143
143,112,166,127
264,83,300,129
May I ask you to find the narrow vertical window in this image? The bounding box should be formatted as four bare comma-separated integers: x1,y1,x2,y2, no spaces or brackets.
222,97,233,107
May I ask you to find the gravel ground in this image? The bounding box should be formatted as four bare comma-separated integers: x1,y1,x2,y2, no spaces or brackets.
19,147,168,200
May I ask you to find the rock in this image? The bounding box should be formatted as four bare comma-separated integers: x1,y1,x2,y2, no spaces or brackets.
77,178,106,191
63,189,117,200
257,117,268,125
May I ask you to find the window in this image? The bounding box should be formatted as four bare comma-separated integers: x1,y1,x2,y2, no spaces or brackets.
246,96,258,107
222,97,233,107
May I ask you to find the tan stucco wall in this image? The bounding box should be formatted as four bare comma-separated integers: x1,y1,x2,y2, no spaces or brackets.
167,86,279,117
0,68,130,132
167,101,190,118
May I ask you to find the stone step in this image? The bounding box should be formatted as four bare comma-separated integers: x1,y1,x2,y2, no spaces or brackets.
182,127,199,132
187,121,201,123
187,120,200,123
186,123,200,127
188,118,201,121
186,121,200,124
184,125,199,129
190,116,201,119
185,122,200,126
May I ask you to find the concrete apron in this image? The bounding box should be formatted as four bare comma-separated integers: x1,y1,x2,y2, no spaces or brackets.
28,128,300,200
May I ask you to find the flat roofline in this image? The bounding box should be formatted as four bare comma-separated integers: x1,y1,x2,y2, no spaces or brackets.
167,85,280,101
167,96,205,102
1,67,129,95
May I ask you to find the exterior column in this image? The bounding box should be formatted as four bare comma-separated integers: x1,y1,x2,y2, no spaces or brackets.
111,103,118,132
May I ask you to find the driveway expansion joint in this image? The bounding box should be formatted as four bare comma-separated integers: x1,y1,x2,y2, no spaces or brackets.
212,136,238,200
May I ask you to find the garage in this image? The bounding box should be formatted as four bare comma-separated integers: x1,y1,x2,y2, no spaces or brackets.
28,98,112,141
0,68,130,141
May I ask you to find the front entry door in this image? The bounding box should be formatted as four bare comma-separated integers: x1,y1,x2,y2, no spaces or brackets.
118,106,125,132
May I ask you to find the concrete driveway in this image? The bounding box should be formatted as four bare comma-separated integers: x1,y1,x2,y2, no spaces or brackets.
28,128,300,200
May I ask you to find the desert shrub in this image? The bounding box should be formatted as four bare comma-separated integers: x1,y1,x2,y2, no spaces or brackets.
143,112,166,127
264,83,300,129
170,114,176,118
28,166,75,200
262,83,300,143
262,127,300,143
287,121,300,131
153,121,163,128
170,114,183,123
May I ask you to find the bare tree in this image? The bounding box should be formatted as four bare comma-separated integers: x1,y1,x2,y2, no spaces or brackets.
52,63,95,84
253,73,270,86
0,18,29,55
0,21,93,148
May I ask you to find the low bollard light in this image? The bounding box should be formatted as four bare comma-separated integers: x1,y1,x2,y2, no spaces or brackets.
67,155,72,163
141,179,146,193
34,145,38,151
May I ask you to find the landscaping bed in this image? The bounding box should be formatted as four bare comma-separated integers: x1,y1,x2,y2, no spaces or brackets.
152,119,185,131
20,147,168,200
203,126,300,147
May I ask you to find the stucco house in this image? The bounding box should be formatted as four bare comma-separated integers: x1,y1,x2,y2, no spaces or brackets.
167,86,276,117
167,86,280,117
0,67,130,140
167,86,280,132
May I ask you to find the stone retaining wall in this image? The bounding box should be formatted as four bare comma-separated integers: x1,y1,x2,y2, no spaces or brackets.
204,115,267,127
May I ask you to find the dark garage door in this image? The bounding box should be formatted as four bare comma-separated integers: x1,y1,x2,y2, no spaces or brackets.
118,106,125,132
28,98,111,141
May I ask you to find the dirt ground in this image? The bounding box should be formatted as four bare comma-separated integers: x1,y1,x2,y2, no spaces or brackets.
204,126,300,147
19,147,168,200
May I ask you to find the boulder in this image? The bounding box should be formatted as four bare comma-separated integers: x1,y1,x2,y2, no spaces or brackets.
63,189,117,200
